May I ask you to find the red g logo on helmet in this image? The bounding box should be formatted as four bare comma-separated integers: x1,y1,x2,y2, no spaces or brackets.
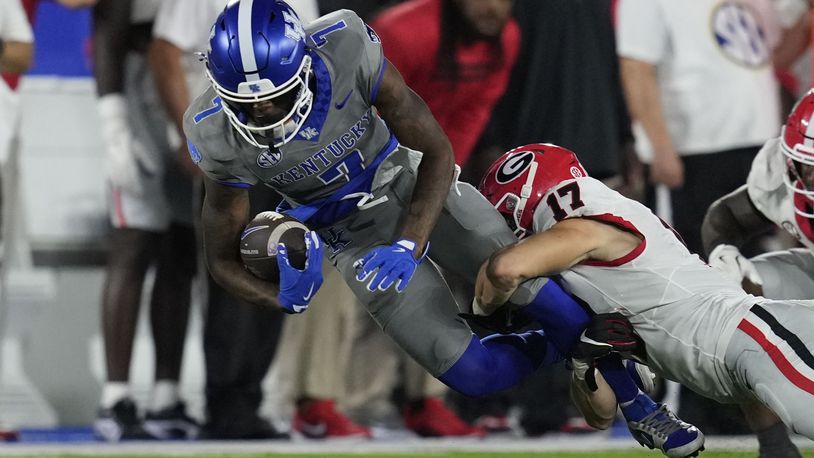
496,151,535,184
479,143,587,238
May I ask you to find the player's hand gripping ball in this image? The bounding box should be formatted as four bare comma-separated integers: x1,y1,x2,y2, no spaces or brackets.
239,211,309,283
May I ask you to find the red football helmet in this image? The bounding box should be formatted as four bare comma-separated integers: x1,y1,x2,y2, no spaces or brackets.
782,89,814,217
479,143,587,238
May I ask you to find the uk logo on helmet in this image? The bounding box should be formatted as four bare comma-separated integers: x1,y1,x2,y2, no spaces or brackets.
248,84,262,93
283,10,305,42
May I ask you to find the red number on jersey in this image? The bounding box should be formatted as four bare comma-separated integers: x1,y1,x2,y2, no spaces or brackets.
545,182,585,221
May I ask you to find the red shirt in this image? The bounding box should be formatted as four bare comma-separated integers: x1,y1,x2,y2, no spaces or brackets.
372,0,519,165
2,0,38,91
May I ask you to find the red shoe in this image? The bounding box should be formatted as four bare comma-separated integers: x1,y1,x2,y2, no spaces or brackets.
293,399,371,439
403,397,486,437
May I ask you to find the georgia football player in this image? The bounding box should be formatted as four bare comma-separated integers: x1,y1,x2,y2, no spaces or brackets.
478,143,814,455
703,89,814,301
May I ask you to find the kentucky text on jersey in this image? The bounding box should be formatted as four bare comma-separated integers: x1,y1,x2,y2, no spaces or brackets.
268,111,371,187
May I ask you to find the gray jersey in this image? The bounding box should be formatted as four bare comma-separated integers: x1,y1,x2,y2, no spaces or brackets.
185,10,398,212
182,7,550,382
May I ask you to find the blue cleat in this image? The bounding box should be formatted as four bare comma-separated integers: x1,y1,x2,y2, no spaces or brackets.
626,402,705,458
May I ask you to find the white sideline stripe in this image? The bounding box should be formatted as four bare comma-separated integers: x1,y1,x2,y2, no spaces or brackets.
0,435,809,455
238,0,260,82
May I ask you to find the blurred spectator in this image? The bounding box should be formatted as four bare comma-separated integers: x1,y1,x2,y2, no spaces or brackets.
491,0,634,189
91,0,198,441
371,0,519,178
1,0,98,440
615,0,795,434
0,0,35,273
0,0,34,440
616,0,788,254
772,0,811,111
149,0,317,439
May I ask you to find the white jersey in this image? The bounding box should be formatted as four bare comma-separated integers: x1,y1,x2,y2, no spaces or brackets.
532,177,761,401
152,0,226,100
747,137,814,249
616,0,781,158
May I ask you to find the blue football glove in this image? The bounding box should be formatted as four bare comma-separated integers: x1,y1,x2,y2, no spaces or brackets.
277,231,324,314
354,239,428,293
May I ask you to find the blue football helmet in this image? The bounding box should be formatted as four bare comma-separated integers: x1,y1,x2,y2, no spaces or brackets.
205,0,313,148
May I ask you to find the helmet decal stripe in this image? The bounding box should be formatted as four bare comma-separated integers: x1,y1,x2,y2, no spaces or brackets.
806,111,814,149
238,0,261,81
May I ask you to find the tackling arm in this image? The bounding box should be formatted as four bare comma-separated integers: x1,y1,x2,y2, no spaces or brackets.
701,185,774,257
201,176,282,309
373,62,455,257
477,218,633,309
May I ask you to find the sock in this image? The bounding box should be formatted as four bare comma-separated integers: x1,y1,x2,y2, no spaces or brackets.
597,354,657,422
439,331,561,397
150,380,180,412
597,355,639,403
101,382,130,409
757,422,802,458
518,279,590,354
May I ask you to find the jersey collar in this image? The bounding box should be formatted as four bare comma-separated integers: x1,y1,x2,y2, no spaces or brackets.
295,51,332,143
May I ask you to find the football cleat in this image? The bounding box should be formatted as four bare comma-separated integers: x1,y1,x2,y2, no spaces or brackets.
293,399,371,439
403,397,486,438
143,401,200,440
626,403,705,458
93,398,158,442
201,415,289,440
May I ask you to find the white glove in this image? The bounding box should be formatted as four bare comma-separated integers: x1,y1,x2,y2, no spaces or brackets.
570,357,598,391
708,244,763,287
97,94,158,195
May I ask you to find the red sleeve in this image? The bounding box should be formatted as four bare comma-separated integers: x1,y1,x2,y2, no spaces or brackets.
445,20,520,165
370,0,437,87
372,22,416,82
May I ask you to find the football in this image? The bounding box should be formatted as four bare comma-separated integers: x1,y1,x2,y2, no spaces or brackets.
239,211,309,282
